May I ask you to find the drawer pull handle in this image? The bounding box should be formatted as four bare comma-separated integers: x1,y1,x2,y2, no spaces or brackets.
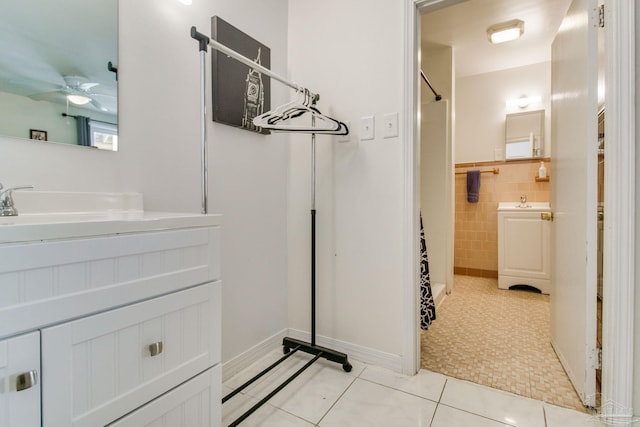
16,370,38,392
149,341,164,357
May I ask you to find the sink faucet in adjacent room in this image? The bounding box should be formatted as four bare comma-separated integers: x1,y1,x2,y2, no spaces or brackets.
0,183,33,216
518,194,530,208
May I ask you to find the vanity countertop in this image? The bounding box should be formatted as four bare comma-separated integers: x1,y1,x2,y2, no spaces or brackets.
497,202,550,212
0,211,222,244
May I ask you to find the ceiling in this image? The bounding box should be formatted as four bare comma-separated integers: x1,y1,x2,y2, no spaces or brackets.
421,0,573,78
0,0,118,115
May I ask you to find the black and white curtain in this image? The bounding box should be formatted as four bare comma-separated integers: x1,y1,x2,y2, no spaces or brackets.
420,214,436,330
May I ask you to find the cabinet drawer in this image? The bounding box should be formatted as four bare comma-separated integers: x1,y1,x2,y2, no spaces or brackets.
0,331,40,427
0,226,221,340
108,366,221,427
42,282,221,427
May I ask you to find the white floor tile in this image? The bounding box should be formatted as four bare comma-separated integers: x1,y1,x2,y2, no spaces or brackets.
222,391,313,427
319,378,437,427
359,365,447,402
264,357,358,424
223,349,294,392
432,404,515,427
440,378,545,427
544,403,596,427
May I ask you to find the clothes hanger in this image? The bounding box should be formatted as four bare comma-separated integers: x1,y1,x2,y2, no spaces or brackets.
253,89,349,135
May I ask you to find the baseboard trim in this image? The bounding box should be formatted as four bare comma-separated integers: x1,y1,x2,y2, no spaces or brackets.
453,267,498,278
221,329,288,382
222,328,404,381
287,328,403,373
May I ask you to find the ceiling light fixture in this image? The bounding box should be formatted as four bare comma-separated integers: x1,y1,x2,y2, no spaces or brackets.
487,19,524,44
67,94,91,105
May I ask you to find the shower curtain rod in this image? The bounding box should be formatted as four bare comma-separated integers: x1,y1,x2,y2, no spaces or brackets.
190,27,319,102
420,70,442,101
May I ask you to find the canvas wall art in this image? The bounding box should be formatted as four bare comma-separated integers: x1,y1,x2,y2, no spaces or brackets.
211,16,271,134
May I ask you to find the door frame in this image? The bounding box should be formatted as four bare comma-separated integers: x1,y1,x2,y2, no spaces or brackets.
402,0,636,412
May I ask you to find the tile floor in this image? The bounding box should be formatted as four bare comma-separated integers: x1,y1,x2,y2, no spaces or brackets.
222,349,598,426
421,275,585,411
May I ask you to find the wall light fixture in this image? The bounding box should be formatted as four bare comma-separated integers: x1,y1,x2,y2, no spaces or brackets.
506,95,541,109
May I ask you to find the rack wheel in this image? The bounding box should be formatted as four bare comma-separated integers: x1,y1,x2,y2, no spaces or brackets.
342,363,352,372
283,346,291,355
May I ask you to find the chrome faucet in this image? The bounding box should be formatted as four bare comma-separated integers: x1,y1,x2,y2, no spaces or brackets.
0,183,33,216
518,194,530,208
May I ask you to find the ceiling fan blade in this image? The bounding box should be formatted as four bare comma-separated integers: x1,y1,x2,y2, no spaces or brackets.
90,98,107,112
80,82,99,91
28,91,63,102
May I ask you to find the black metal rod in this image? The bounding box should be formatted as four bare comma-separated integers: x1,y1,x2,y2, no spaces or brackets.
107,61,118,80
311,208,316,347
190,26,210,52
61,113,117,126
227,353,323,427
420,70,442,101
221,345,301,404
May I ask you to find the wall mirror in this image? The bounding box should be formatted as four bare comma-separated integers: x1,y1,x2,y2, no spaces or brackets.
0,0,118,151
505,109,544,160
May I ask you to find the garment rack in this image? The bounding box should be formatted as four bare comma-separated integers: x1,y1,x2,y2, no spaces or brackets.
191,26,351,427
455,167,500,175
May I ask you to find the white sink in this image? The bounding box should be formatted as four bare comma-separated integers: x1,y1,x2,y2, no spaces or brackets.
498,202,550,212
0,191,221,243
13,190,143,214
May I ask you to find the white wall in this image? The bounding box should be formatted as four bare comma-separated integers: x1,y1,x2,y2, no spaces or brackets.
0,92,116,146
420,44,453,290
288,0,406,360
0,0,291,364
455,62,551,163
118,0,290,363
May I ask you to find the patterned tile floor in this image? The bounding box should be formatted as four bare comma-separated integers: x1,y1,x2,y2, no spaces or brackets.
421,275,586,412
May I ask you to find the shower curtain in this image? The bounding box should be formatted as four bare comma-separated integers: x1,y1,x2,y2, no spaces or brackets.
420,214,436,330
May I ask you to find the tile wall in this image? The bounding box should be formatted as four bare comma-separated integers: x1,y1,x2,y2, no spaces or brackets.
454,159,551,277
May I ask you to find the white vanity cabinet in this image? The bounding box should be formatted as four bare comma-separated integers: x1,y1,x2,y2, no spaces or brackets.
0,331,41,427
0,212,222,427
41,283,220,427
498,203,551,294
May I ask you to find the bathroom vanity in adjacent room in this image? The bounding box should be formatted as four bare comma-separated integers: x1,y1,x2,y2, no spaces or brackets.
497,201,551,294
0,192,221,427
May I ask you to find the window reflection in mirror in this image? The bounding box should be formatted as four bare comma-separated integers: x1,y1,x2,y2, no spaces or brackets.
0,0,118,150
505,109,544,160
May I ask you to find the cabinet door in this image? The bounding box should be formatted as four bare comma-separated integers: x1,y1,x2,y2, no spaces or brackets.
42,282,221,427
0,331,40,427
107,366,221,427
499,212,551,279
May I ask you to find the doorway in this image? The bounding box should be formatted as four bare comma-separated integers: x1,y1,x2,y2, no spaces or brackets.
412,0,596,412
407,0,635,415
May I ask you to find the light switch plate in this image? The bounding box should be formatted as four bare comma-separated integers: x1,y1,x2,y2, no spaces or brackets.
360,116,375,141
383,112,399,138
